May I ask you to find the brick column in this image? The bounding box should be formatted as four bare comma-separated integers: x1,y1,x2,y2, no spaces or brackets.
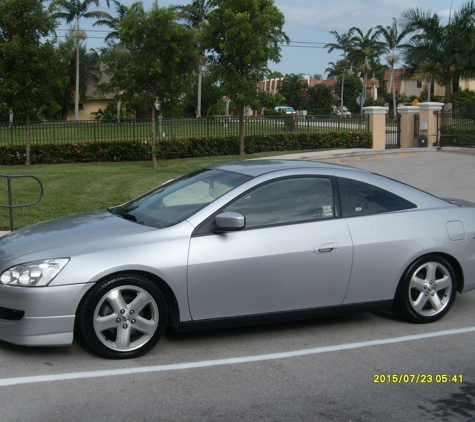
418,102,444,147
363,106,388,149
398,106,420,148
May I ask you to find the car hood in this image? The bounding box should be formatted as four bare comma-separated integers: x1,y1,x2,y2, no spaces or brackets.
0,210,156,262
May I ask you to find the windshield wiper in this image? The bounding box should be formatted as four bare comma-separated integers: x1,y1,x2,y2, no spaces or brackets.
116,212,138,222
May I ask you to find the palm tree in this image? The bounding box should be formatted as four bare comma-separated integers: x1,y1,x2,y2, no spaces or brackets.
324,30,357,109
93,0,128,42
50,0,111,120
376,18,411,115
176,0,212,118
400,2,475,103
349,27,386,110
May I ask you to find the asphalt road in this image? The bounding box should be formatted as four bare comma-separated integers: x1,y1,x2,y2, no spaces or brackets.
0,149,475,422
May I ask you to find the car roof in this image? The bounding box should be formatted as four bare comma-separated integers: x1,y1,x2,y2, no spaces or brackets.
209,159,367,177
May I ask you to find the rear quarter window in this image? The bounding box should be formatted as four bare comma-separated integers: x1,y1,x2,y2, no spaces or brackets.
338,177,417,217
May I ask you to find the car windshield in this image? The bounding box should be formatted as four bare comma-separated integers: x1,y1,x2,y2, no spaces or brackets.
111,169,252,228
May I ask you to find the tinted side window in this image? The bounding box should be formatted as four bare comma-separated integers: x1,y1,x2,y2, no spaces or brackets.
338,177,417,217
224,177,334,228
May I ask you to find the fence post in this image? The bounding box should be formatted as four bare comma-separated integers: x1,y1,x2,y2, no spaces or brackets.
418,102,444,147
397,106,419,148
362,106,388,149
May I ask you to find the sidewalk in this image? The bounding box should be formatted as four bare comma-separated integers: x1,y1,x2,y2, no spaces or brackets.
259,146,440,161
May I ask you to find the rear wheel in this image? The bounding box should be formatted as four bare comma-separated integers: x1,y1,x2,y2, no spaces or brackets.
78,274,168,359
395,255,457,323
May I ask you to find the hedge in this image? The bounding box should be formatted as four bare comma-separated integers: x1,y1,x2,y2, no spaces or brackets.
0,131,372,165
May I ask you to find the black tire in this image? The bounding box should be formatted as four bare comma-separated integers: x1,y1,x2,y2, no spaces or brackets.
394,255,457,323
77,274,168,359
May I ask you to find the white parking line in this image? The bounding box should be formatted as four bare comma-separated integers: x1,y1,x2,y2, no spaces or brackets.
1,326,474,387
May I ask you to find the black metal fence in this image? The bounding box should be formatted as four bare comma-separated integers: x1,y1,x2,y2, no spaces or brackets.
439,109,475,147
385,115,400,149
0,115,369,146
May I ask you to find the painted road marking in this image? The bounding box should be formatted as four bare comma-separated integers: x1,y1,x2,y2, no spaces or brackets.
334,158,341,163
1,326,474,387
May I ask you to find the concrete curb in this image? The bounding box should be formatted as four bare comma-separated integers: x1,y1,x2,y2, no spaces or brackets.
257,146,443,161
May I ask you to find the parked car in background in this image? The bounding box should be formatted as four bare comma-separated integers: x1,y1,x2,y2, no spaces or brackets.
331,106,351,117
274,106,296,114
1,160,475,359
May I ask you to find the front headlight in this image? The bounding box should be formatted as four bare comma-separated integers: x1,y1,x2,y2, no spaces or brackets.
0,259,70,287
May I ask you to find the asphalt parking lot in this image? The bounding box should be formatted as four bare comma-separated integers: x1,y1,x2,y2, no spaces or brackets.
0,148,474,422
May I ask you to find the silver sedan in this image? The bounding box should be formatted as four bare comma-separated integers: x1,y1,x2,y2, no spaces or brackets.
0,160,474,359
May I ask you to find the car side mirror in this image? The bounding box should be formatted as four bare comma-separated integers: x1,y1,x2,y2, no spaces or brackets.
213,212,245,233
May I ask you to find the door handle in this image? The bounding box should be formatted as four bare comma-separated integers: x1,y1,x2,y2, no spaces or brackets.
315,243,338,254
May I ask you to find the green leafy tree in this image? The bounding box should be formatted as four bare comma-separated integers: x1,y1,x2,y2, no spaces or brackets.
94,0,128,42
349,27,386,112
335,73,363,113
0,0,69,165
202,0,289,155
184,67,222,116
101,4,198,168
376,18,410,115
50,0,111,120
307,84,334,112
278,74,309,110
176,0,212,118
453,88,475,110
400,2,475,103
324,30,357,109
55,32,102,119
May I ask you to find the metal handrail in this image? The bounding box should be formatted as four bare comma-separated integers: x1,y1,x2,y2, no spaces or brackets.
0,174,44,231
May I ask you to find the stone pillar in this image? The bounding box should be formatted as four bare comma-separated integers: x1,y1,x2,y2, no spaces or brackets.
363,106,389,149
418,102,444,147
398,106,420,148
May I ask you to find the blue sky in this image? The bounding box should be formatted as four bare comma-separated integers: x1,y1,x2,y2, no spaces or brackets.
71,0,466,78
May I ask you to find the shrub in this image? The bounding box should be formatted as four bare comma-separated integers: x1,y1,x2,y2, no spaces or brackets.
0,131,372,165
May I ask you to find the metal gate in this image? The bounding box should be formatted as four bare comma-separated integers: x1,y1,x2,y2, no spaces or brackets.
386,114,400,149
439,105,475,147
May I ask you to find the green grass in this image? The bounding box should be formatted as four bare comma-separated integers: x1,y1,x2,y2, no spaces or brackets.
0,150,316,230
0,117,368,146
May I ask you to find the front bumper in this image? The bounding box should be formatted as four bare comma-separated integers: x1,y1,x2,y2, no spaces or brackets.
0,283,93,347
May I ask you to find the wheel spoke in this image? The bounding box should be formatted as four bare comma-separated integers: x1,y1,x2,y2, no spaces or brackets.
436,275,451,290
133,315,158,336
412,291,430,313
428,293,444,312
104,289,127,314
426,262,438,283
410,275,427,292
95,314,119,332
129,291,153,314
115,326,131,350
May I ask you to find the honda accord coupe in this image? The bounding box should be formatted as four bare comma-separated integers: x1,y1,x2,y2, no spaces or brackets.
0,160,474,358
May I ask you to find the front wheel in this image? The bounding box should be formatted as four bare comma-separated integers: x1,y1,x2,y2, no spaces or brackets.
77,274,168,359
394,255,457,323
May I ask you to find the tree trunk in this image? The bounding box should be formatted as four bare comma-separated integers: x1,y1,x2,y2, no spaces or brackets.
25,111,31,166
392,65,397,117
341,71,345,108
239,104,245,155
197,57,203,118
75,17,80,121
151,105,158,169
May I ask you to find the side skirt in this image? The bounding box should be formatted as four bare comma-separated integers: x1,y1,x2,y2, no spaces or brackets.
176,300,394,333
